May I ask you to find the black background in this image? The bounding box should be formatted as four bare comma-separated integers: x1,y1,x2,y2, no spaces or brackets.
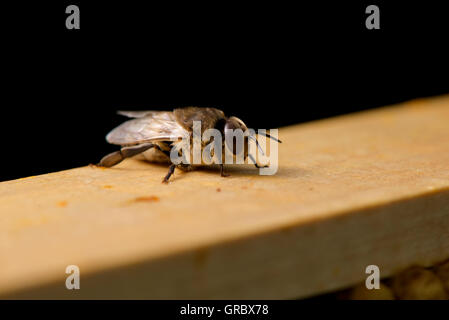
2,1,448,181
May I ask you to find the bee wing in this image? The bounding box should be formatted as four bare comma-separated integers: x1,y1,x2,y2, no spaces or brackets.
117,110,174,120
106,112,189,146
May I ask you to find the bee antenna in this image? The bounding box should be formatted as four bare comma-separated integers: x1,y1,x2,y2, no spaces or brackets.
248,135,265,156
258,131,282,143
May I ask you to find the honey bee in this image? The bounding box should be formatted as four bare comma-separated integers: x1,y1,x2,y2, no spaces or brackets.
98,107,281,182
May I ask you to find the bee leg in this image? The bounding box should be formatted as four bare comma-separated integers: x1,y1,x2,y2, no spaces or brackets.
162,164,176,183
220,164,230,177
99,143,156,167
248,154,269,169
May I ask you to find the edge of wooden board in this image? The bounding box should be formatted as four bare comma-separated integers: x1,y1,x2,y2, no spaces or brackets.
2,186,449,299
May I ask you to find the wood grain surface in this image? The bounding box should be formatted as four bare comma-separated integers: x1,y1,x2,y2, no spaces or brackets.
1,96,449,299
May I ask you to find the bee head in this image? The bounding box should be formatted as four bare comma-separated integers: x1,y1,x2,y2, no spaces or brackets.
222,116,281,157
224,116,248,133
222,116,250,156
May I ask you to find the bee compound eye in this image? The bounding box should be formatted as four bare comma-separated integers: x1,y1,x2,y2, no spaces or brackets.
224,119,239,132
225,126,245,156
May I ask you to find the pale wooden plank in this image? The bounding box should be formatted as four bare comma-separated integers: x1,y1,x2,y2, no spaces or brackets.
1,96,449,299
